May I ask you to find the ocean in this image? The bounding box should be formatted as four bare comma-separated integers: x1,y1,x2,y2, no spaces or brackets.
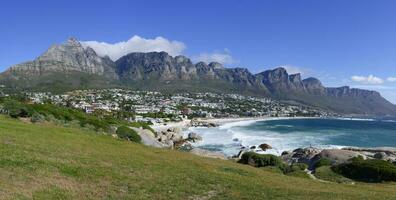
188,118,396,156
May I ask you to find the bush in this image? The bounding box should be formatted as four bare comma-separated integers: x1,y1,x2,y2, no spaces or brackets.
116,126,141,143
291,163,308,171
314,158,332,169
31,113,45,123
130,122,155,133
238,152,283,168
3,100,33,118
282,163,308,174
332,157,396,182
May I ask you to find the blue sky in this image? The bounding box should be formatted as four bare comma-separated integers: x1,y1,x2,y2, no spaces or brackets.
1,0,396,103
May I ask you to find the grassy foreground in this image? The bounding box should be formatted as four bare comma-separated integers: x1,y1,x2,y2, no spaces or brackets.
1,116,396,200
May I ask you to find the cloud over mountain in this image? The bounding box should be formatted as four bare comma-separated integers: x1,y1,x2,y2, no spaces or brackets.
351,75,384,85
192,49,235,65
81,35,186,61
387,77,396,82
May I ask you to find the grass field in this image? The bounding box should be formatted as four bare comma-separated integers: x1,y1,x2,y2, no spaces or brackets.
1,115,396,199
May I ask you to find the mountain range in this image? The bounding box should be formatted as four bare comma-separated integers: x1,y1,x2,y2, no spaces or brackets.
1,37,396,117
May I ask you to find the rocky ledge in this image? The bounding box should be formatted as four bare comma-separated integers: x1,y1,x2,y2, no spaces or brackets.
277,147,395,169
233,143,396,168
190,119,219,127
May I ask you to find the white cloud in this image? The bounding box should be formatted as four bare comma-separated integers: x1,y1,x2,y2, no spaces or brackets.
81,35,186,61
387,77,396,82
351,75,384,85
192,49,235,65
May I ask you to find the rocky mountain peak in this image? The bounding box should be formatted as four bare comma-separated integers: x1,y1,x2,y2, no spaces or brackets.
175,55,191,64
66,37,81,46
208,62,224,69
302,77,323,88
6,37,117,79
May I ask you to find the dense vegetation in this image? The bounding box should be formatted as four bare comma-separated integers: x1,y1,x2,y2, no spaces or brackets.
116,126,142,143
1,115,396,199
238,152,284,168
238,152,309,176
0,97,154,135
332,156,396,182
314,157,333,169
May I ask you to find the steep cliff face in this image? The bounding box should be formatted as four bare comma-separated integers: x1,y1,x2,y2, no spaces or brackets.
1,38,395,116
115,52,198,81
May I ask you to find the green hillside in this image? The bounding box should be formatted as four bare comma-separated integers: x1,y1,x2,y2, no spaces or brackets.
1,115,396,200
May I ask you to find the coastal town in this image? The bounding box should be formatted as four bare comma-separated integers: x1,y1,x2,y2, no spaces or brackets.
19,89,334,124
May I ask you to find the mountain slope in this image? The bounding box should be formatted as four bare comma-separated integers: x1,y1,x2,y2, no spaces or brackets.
0,38,119,91
1,38,396,116
1,115,396,199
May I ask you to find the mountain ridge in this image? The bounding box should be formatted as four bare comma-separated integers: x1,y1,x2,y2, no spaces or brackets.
1,37,395,116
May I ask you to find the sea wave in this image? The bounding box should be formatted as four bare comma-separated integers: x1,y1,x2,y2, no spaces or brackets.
189,118,396,157
382,120,396,123
334,117,376,121
219,119,261,129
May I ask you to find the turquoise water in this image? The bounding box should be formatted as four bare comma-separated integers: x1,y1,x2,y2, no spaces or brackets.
189,118,396,156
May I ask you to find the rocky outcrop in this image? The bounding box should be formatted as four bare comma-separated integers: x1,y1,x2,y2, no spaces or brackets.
281,147,322,166
190,120,219,127
310,149,366,167
187,132,202,142
259,143,272,151
280,147,396,169
155,128,184,148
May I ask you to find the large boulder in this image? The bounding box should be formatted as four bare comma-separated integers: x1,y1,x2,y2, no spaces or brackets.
282,147,321,165
188,132,202,142
259,143,272,151
312,149,365,167
374,152,387,160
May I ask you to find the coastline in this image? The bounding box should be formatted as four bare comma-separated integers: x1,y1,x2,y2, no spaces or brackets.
197,116,319,125
147,116,396,163
150,116,319,132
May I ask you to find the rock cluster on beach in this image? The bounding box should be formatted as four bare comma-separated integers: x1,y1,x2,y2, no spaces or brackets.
190,119,219,127
234,143,396,168
155,128,184,148
281,147,396,169
137,126,227,159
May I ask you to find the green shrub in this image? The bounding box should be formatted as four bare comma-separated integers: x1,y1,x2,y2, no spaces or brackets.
332,157,396,182
3,100,33,118
291,163,308,171
314,166,353,183
282,163,308,174
314,158,332,169
238,152,283,168
130,122,155,133
116,126,141,143
286,170,311,179
31,113,45,123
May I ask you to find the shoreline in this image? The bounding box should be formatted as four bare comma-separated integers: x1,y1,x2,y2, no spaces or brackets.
148,116,396,161
185,116,396,157
197,116,320,126
151,115,384,133
150,116,319,132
